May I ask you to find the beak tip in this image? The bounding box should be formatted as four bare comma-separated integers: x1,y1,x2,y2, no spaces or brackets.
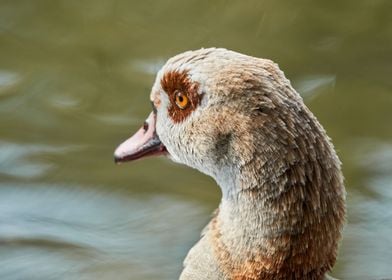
114,154,122,164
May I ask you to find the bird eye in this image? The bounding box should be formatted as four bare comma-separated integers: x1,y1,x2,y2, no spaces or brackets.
175,91,189,109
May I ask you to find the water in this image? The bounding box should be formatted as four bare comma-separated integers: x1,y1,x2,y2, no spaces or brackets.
0,1,391,279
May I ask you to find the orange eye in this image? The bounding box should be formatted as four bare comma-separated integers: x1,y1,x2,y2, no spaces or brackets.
175,91,189,109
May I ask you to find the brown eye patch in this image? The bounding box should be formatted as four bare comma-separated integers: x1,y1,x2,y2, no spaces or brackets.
160,70,201,123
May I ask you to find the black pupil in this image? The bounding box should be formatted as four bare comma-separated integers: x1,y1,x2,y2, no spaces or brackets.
178,95,184,103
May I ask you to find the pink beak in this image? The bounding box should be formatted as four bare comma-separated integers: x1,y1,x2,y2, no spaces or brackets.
114,112,167,163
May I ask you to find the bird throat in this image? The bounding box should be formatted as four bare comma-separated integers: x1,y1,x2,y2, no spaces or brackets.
210,165,340,280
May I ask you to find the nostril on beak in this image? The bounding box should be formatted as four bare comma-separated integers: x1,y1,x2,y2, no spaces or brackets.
143,121,149,132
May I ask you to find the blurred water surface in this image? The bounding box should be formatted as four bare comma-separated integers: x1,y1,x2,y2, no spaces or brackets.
1,1,392,279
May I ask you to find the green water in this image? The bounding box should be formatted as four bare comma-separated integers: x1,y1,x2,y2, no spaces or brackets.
1,1,392,279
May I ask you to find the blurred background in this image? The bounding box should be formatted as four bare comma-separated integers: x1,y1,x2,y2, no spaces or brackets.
0,0,391,279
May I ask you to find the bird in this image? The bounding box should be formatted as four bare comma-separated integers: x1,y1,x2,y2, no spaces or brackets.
114,48,346,280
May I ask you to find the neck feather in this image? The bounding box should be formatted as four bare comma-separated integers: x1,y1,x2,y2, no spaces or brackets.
210,123,345,280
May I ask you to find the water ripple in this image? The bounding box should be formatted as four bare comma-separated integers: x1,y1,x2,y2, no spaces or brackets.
0,183,207,280
0,142,82,178
0,70,20,93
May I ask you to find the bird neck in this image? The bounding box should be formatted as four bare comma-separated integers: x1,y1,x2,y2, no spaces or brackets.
211,156,344,279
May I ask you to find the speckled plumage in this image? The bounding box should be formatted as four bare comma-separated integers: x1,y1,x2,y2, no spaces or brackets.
118,48,346,280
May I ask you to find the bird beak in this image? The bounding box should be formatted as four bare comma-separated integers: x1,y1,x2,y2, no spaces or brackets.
114,112,167,163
